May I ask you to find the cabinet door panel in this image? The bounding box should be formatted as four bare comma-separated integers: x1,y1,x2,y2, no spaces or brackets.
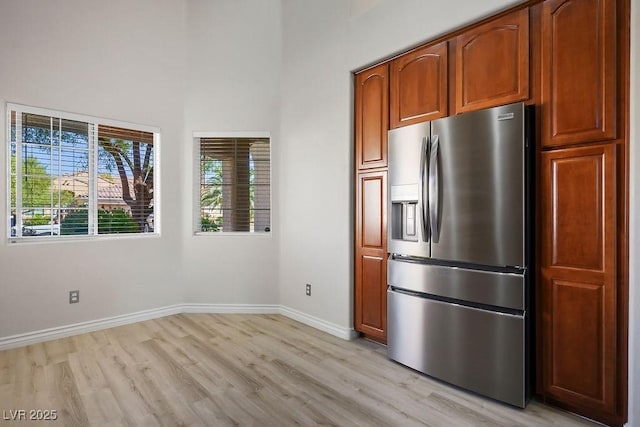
390,41,448,128
355,64,389,169
356,171,387,253
548,152,606,270
455,8,529,113
355,170,387,342
361,255,386,330
541,0,616,147
549,278,604,399
360,172,386,248
541,144,616,415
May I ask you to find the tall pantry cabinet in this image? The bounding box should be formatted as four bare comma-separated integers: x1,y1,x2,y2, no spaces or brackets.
538,1,628,425
354,63,389,343
353,0,629,426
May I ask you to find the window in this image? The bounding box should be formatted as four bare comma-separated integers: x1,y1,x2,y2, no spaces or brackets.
7,104,159,241
195,133,271,233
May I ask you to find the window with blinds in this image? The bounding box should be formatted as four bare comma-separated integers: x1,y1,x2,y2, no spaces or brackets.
7,104,158,241
197,135,271,233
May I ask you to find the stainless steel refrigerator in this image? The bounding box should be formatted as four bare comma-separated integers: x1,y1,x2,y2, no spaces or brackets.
387,102,533,408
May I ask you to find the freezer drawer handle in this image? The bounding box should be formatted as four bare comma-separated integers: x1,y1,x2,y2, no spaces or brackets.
429,135,440,243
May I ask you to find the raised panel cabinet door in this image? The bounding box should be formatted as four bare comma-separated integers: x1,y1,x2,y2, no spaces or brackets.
455,8,529,113
356,171,387,250
355,63,389,170
355,253,387,340
541,0,616,148
390,41,448,128
354,170,387,342
540,144,617,419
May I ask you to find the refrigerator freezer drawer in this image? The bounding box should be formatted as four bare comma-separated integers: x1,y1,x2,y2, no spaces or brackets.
387,289,526,408
388,259,525,310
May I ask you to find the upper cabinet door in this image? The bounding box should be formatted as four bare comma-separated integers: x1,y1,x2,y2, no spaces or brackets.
541,0,616,148
390,41,448,128
355,63,389,170
455,9,530,114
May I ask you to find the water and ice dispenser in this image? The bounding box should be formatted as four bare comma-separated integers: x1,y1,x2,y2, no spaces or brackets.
389,183,424,249
391,201,418,242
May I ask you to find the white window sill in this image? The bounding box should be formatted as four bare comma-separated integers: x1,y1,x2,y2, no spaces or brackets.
193,231,272,238
7,232,161,245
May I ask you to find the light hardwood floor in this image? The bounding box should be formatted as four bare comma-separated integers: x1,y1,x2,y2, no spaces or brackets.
0,314,598,426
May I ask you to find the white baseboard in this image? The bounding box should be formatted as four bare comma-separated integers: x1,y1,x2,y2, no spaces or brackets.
181,303,281,314
279,305,358,340
0,304,183,351
0,304,357,350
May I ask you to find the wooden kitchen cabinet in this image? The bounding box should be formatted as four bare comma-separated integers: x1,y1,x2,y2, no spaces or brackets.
354,170,387,342
355,63,389,170
537,1,628,425
540,144,619,423
354,63,389,343
454,8,530,113
353,5,629,422
390,41,448,128
541,0,617,148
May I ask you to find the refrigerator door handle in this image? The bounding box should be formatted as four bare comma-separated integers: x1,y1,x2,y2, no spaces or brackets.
420,136,430,242
429,135,440,243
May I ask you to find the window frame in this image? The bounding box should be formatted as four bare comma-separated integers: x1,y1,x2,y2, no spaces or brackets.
193,131,272,236
6,103,161,243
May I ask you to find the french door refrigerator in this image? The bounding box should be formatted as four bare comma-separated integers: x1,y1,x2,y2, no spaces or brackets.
387,102,533,408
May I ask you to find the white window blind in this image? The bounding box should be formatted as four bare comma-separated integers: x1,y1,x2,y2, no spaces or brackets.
197,136,271,233
7,104,158,241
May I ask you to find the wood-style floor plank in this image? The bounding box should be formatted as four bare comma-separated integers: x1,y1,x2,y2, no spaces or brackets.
0,314,598,426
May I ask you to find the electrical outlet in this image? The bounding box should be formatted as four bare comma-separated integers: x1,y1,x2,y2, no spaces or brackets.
69,290,79,304
305,283,311,296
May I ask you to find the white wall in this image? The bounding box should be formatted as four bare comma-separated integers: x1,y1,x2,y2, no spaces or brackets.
181,0,282,304
0,0,186,337
628,2,639,427
0,0,283,339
